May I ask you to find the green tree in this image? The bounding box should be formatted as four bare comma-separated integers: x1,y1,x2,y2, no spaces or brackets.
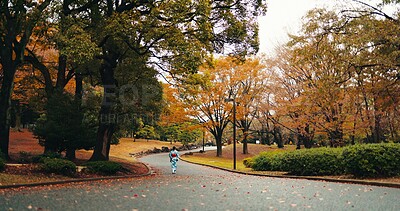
0,0,51,159
164,125,181,143
137,125,158,141
24,0,100,154
33,92,97,160
178,123,202,146
87,0,267,160
114,53,163,141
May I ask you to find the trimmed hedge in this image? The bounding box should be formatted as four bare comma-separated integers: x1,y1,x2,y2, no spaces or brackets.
84,161,123,175
41,158,76,176
279,148,344,176
250,151,285,171
342,143,400,177
247,143,400,178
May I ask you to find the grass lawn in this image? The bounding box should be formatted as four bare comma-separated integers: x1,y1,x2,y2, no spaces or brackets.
1,174,55,185
108,138,182,162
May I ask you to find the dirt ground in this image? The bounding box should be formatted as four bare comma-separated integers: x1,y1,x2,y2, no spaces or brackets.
5,129,153,179
8,129,44,161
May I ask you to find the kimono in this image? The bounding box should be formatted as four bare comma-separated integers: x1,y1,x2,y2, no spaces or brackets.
169,149,180,173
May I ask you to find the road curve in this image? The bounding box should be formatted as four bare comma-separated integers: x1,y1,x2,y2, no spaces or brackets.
0,151,399,211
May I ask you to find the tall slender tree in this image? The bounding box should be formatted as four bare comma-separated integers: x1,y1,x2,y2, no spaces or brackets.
0,0,51,159
233,58,268,154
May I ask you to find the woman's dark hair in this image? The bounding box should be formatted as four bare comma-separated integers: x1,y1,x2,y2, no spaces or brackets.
172,146,176,150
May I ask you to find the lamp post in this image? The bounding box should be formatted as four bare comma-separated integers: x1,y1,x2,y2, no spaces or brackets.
225,97,237,170
202,129,205,152
232,98,237,170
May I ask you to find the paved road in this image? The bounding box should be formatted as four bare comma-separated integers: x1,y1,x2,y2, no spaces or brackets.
0,150,399,211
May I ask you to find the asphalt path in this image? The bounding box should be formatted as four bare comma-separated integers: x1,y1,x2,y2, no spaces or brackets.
0,148,399,211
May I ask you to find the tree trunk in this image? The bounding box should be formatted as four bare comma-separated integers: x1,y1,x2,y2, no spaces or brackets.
216,142,223,157
0,61,17,160
210,128,223,157
351,111,357,145
90,124,115,161
273,125,284,148
373,99,384,143
259,124,268,145
216,131,223,157
328,129,343,147
296,136,301,150
297,134,309,149
66,73,84,161
265,132,271,145
90,52,118,161
242,130,249,154
265,120,271,145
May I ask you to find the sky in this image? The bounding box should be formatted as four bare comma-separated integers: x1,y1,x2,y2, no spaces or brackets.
257,0,396,55
258,0,339,55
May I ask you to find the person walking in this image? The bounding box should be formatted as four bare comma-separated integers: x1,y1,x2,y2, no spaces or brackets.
169,146,180,174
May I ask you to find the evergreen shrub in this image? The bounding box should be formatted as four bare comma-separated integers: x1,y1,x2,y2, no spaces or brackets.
32,152,62,163
84,161,123,175
250,143,400,178
342,143,400,177
41,158,76,176
279,148,344,176
250,151,285,171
